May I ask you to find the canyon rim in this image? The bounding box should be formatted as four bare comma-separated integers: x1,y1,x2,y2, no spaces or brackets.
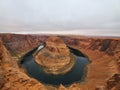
0,34,120,90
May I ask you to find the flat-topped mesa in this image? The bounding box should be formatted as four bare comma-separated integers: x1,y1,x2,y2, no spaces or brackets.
35,36,75,75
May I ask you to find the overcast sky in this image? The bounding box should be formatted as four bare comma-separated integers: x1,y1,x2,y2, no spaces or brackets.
0,0,120,36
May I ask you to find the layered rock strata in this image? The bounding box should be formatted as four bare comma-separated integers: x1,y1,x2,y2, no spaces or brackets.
0,34,120,90
0,39,47,90
35,36,75,75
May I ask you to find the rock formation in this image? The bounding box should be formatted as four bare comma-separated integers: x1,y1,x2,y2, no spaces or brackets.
0,39,47,90
106,74,120,90
35,36,75,74
0,34,48,61
0,33,120,90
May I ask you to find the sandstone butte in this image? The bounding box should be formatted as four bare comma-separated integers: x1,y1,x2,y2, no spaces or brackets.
0,34,120,90
35,36,75,75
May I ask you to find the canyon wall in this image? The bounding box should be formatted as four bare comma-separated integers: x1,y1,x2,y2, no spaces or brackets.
61,36,120,55
0,38,47,90
0,34,48,60
35,36,75,75
0,34,120,90
0,34,119,57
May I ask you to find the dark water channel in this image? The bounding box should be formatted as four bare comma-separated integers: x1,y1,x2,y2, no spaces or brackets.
20,46,90,85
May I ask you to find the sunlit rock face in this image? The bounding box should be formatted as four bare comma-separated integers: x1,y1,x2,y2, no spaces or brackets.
0,34,120,90
0,39,46,90
35,36,75,75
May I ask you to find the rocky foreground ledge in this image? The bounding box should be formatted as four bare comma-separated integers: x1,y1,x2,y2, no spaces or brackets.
0,39,47,90
35,36,76,75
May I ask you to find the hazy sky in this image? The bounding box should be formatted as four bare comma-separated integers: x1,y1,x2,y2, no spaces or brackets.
0,0,120,36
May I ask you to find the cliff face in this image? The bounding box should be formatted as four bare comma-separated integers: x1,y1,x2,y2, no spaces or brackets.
0,34,119,58
0,34,120,90
63,36,120,90
63,36,120,71
0,39,47,90
62,36,120,55
35,36,75,74
0,34,48,60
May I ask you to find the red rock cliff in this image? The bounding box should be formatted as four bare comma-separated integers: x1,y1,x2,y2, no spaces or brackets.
0,39,47,90
0,34,120,90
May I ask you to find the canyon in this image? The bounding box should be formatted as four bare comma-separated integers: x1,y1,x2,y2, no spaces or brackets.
0,34,120,90
35,36,75,75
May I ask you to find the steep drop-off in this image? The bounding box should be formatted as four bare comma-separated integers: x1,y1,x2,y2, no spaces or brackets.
35,36,75,75
0,34,120,90
0,39,47,90
0,34,48,61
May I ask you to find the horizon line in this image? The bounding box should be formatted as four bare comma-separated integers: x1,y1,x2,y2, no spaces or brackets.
0,31,120,37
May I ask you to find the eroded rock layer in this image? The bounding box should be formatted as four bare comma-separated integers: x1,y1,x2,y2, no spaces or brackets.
0,34,120,90
0,39,47,90
35,36,75,74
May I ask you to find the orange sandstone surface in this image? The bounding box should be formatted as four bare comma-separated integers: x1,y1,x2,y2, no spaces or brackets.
0,34,120,90
0,39,47,90
35,36,75,74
